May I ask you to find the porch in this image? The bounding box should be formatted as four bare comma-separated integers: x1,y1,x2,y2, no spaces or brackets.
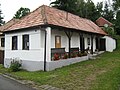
50,28,105,61
47,48,104,71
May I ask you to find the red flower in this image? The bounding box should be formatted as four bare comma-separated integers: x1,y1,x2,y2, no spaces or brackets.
54,53,60,60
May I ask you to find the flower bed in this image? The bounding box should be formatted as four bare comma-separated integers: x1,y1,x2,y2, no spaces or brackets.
51,51,88,61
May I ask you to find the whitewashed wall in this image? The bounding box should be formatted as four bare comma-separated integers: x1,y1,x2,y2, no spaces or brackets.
51,29,80,52
4,28,46,71
5,28,44,62
103,36,116,52
51,29,69,51
51,29,96,52
0,35,5,50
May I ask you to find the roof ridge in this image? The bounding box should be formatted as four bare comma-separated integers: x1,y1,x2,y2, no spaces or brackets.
41,5,48,24
46,5,89,21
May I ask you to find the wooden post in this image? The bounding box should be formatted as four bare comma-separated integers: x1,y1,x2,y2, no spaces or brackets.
91,34,93,54
98,36,100,51
65,30,73,58
79,33,84,52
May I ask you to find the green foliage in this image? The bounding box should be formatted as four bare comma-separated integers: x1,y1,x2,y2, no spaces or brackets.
13,7,30,19
50,0,110,22
102,1,115,23
50,0,78,15
0,4,5,26
113,0,120,10
115,10,120,35
62,53,68,59
83,0,98,21
10,59,22,72
103,26,115,36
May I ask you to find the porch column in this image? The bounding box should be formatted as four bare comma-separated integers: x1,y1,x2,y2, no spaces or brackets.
79,33,84,52
91,34,93,54
65,30,73,58
98,36,100,51
46,27,51,61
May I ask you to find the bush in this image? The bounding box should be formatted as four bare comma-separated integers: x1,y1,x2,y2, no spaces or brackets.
53,53,60,60
10,59,22,72
78,52,82,57
81,51,88,56
62,53,68,59
71,51,77,58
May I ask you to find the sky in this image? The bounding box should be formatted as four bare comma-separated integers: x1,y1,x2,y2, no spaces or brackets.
0,0,105,22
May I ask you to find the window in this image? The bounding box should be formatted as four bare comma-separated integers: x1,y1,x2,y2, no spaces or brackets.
88,38,90,45
23,34,29,50
1,38,5,47
12,36,18,50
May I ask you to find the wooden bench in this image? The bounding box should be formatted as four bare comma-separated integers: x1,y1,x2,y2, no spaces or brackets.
70,47,79,53
51,48,65,54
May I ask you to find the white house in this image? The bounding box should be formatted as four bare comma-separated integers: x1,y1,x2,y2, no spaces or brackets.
0,19,19,64
96,17,116,52
103,36,116,52
2,5,108,71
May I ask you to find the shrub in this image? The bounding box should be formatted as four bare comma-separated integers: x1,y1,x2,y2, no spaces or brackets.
54,53,60,60
81,51,88,56
62,53,68,59
78,52,82,57
71,51,77,58
10,59,22,72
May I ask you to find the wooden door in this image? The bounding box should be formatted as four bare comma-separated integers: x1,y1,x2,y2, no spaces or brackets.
80,36,85,51
96,37,98,49
0,50,4,65
100,39,106,51
55,36,61,48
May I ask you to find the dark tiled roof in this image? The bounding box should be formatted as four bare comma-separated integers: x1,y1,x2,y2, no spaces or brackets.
3,5,106,35
96,17,113,27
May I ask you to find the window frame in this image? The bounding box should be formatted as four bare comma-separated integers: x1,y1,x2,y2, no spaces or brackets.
1,38,5,47
12,36,18,50
87,38,90,45
22,34,29,50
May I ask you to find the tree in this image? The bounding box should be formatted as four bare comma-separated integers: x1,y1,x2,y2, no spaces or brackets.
84,0,98,21
51,0,100,21
115,10,120,35
0,4,5,26
103,26,115,36
50,0,78,15
102,1,114,23
96,2,103,18
74,0,86,17
113,0,120,10
13,7,30,19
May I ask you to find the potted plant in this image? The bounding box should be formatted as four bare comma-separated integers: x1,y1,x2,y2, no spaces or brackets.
53,53,60,61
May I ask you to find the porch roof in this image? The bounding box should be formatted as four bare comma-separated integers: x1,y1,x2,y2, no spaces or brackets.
2,5,106,35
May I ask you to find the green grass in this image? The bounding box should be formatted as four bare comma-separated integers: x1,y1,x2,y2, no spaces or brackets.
1,38,120,90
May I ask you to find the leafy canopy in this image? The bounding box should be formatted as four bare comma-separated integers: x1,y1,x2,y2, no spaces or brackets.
50,0,105,21
14,7,30,19
0,4,5,26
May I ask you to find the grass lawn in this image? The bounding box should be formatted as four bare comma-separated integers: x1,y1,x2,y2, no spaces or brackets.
0,39,120,90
